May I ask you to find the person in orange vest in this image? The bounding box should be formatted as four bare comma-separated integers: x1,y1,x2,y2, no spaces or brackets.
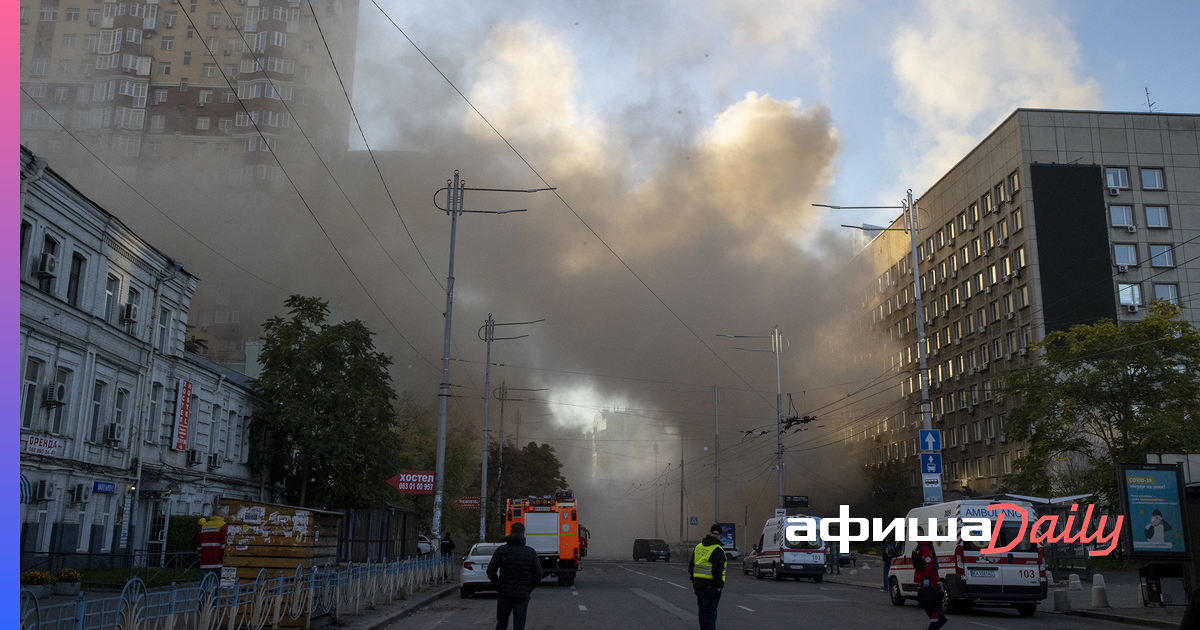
195,506,229,588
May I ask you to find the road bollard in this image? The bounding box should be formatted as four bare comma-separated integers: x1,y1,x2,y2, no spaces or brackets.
1068,574,1082,590
1091,574,1110,608
1053,589,1072,611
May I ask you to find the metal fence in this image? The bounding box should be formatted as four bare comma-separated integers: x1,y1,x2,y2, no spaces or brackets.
20,553,459,630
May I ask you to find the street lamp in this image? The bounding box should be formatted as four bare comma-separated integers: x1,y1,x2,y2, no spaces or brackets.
430,172,554,544
718,327,788,511
477,314,543,543
815,191,941,501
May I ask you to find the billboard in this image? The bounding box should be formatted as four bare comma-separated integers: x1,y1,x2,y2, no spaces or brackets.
716,522,736,548
387,471,435,494
172,379,194,451
1118,463,1190,559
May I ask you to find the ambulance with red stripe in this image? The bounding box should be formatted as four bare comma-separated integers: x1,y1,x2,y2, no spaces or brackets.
750,515,827,582
887,500,1047,617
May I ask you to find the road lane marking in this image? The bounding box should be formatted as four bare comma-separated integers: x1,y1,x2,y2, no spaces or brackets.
579,605,588,611
572,590,579,596
630,588,692,622
747,594,847,603
649,575,664,581
635,571,646,576
968,623,1007,630
737,605,756,612
666,581,688,590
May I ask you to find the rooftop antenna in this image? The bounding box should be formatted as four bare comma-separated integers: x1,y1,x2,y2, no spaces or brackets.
1144,87,1157,113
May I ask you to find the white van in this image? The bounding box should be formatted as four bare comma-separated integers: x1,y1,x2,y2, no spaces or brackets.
887,500,1047,617
750,515,826,582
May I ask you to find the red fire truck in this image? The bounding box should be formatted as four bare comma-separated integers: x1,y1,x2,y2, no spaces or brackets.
506,488,583,586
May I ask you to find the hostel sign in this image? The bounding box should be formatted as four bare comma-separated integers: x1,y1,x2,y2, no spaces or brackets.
387,471,435,495
172,379,194,451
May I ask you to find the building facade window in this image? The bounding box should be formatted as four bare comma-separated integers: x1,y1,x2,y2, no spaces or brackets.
1118,283,1142,306
89,381,107,442
1114,244,1137,266
38,236,59,294
22,357,43,429
1146,206,1169,228
1110,205,1133,227
50,367,72,434
1154,284,1179,305
1141,168,1164,190
1106,167,1129,188
1149,245,1175,267
125,287,140,335
67,253,85,307
146,383,163,442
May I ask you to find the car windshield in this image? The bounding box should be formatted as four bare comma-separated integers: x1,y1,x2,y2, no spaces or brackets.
963,524,1035,552
648,540,667,547
470,545,499,557
785,536,822,550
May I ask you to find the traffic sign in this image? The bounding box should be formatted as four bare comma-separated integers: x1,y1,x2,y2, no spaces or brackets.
689,516,698,526
919,429,942,452
921,453,943,474
922,473,944,504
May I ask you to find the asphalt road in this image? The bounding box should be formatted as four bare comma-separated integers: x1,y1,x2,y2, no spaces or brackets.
384,559,1142,630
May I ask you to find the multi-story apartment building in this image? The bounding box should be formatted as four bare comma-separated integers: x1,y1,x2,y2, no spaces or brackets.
843,109,1200,496
19,146,265,568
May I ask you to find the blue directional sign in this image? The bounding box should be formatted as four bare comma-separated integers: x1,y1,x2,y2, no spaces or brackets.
919,429,942,452
922,453,943,475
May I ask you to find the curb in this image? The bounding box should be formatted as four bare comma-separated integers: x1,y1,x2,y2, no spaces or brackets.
344,583,460,630
1060,609,1182,630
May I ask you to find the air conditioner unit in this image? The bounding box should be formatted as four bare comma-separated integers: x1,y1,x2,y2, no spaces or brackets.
997,237,1007,247
37,252,59,278
121,302,139,323
980,362,989,372
959,444,967,452
1108,187,1120,196
1117,264,1129,273
950,270,958,279
968,223,976,232
1004,353,1012,361
21,17,29,24
197,101,205,107
954,338,961,346
999,435,1007,443
1003,274,1012,283
871,435,880,442
939,276,946,284
70,483,90,504
1019,348,1028,357
186,449,203,465
982,249,990,258
34,480,57,502
985,437,994,445
223,50,230,55
1006,312,1015,321
45,382,67,406
165,22,174,27
150,99,159,106
1126,225,1136,233
948,236,956,245
977,326,986,334
225,24,232,29
237,0,244,4
967,404,975,414
985,286,992,294
954,374,962,382
206,453,221,468
1126,304,1139,313
105,422,124,443
89,19,97,26
1012,269,1020,278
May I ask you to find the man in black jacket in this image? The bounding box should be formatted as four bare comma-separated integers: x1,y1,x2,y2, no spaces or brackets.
688,524,728,630
487,522,543,630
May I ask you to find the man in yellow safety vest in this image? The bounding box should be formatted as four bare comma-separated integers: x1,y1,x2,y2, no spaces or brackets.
688,524,728,630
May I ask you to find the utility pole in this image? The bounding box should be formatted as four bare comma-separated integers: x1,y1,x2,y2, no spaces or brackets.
430,173,552,543
719,328,788,511
654,442,659,539
494,382,546,517
477,315,542,543
679,434,685,544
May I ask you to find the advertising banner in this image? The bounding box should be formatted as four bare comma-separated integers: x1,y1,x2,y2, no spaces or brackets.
455,497,480,509
1119,463,1189,559
716,522,736,547
25,435,63,456
386,470,435,494
172,379,194,451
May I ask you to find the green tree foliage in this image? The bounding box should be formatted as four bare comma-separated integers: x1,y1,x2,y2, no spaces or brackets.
860,460,923,522
388,401,480,537
249,296,402,509
477,440,568,540
997,301,1200,510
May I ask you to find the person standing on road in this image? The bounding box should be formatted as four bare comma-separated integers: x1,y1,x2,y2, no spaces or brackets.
913,527,947,630
881,538,898,592
487,522,542,630
194,506,229,588
689,524,728,630
441,531,457,558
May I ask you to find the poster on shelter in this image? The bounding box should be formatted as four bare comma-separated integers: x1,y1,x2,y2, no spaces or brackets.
1121,464,1188,558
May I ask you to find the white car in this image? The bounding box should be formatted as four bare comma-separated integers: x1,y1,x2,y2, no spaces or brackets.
418,535,434,555
460,542,502,598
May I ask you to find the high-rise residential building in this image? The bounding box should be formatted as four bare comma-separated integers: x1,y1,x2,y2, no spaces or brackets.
843,109,1200,496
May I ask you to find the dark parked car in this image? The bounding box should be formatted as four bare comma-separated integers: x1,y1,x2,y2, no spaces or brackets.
632,538,671,562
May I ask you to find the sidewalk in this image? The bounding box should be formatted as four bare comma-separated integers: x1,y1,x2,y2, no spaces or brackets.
314,582,459,630
823,560,1187,629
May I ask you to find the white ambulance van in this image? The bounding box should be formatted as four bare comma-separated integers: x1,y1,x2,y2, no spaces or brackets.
887,500,1047,616
751,515,827,582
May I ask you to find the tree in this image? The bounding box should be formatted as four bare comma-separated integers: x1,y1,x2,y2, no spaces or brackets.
996,301,1200,510
249,296,403,509
477,440,568,540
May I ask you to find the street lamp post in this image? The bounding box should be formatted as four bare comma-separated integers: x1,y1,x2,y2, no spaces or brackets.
816,191,940,501
430,172,553,545
477,315,543,543
718,327,788,511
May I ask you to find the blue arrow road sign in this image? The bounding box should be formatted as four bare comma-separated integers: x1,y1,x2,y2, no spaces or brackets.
922,453,943,474
919,429,942,452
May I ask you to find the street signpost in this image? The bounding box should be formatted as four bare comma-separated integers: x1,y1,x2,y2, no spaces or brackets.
921,453,943,474
919,429,941,452
919,431,944,504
